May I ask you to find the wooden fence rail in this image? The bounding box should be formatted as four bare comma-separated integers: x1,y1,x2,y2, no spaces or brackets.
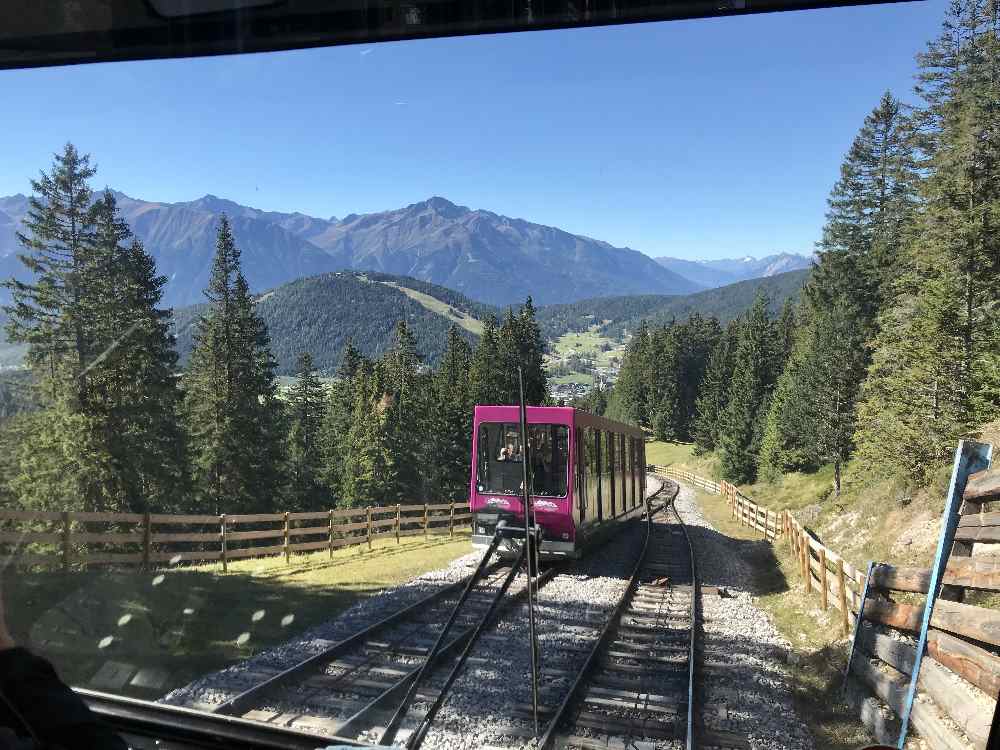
0,501,473,571
652,461,999,750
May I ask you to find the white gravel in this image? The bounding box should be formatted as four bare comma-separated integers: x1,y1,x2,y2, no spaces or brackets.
673,482,814,750
161,549,489,709
414,518,649,749
162,476,821,750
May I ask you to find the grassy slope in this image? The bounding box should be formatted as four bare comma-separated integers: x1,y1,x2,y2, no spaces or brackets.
6,532,471,699
647,437,994,750
545,325,626,385
377,280,485,336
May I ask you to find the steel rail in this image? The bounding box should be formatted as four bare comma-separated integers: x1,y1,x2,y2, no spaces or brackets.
404,543,528,749
535,478,673,750
338,558,563,742
212,556,506,717
376,533,503,743
664,487,699,750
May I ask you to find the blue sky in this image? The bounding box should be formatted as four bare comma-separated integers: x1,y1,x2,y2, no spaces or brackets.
1,1,943,261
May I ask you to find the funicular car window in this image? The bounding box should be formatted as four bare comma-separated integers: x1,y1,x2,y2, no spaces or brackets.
477,423,568,496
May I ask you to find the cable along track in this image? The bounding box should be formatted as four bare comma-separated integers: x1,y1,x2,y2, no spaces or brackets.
531,478,747,750
210,538,559,747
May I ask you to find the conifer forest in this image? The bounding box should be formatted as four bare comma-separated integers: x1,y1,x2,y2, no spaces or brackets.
2,0,999,515
594,0,1000,492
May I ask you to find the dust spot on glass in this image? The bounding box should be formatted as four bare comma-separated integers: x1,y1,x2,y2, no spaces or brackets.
169,554,182,565
183,607,195,616
251,609,265,623
98,635,114,649
281,614,295,627
236,632,251,646
117,613,132,627
152,574,165,586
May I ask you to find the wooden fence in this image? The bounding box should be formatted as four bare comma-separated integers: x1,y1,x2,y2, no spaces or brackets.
652,465,781,541
0,502,472,572
655,463,999,750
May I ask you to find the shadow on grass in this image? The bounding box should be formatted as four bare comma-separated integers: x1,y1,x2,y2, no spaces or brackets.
257,533,470,580
3,533,472,701
786,643,872,750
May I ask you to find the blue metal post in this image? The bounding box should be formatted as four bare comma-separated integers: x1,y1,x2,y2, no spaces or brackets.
843,560,875,694
896,440,992,749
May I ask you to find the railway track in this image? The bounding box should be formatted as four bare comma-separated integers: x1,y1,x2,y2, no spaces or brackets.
193,478,673,749
206,543,558,746
524,478,748,750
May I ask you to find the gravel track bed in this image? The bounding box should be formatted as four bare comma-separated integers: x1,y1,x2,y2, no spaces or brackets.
414,518,648,749
673,482,814,750
162,478,667,749
161,549,489,710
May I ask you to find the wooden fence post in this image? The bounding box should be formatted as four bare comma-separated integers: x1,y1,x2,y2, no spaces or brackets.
450,503,455,537
395,504,401,544
802,530,812,594
367,506,372,550
61,511,71,571
819,547,829,610
283,512,291,564
837,558,849,635
142,511,152,571
329,509,334,559
220,514,228,573
423,503,429,537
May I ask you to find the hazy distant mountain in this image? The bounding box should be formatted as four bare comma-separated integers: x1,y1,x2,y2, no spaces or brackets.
0,192,342,308
538,268,811,341
655,252,813,289
305,197,700,305
0,191,699,307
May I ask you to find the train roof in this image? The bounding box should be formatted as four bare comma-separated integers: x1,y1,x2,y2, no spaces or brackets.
473,405,646,439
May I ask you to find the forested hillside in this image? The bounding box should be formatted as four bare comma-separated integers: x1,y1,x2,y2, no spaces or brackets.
537,269,808,340
173,272,490,375
598,1,999,498
0,147,548,515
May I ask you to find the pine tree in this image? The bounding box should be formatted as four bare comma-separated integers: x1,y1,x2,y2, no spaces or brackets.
321,339,366,501
692,318,740,453
648,323,681,441
813,92,918,322
287,352,329,511
3,152,187,514
383,320,425,501
776,301,797,367
470,315,504,405
761,92,917,485
718,294,780,483
427,326,474,501
855,1,1000,481
86,192,189,512
342,361,397,506
183,216,286,513
611,322,652,426
517,297,548,405
3,143,98,407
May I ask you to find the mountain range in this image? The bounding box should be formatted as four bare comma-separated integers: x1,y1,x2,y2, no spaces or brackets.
536,268,811,341
653,253,812,289
1,265,810,376
0,192,707,307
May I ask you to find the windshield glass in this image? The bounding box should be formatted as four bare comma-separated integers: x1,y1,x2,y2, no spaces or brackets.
476,423,569,497
2,0,994,746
